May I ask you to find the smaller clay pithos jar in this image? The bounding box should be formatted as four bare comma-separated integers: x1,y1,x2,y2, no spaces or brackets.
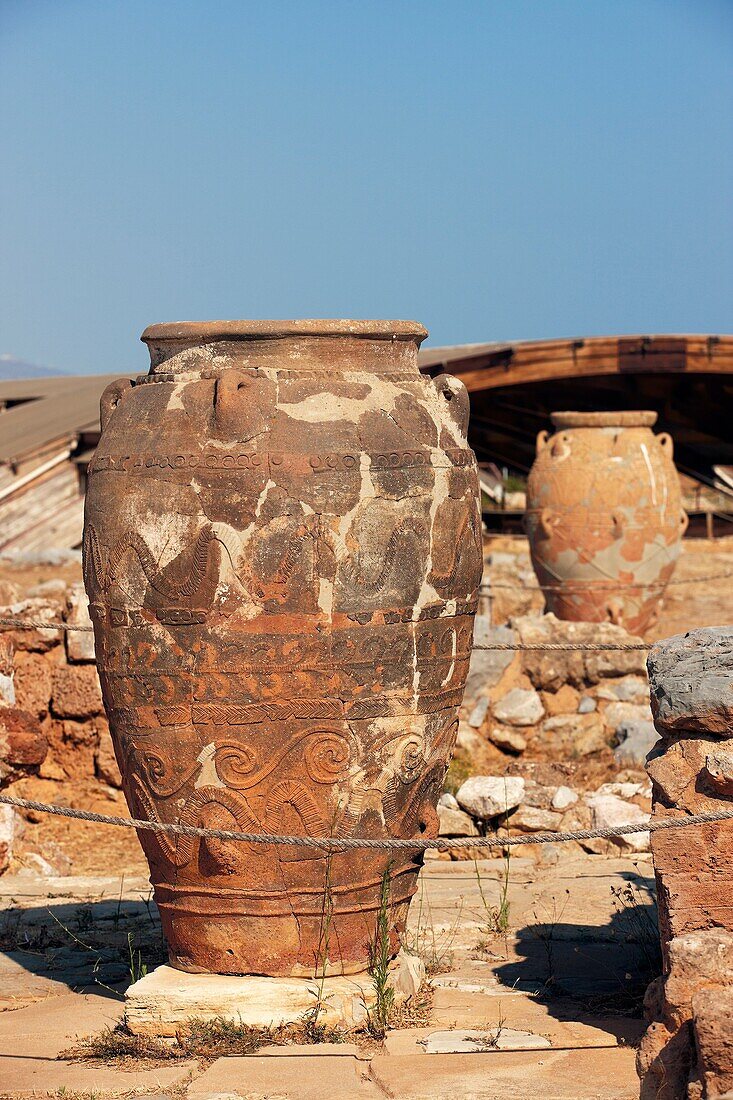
525,411,687,633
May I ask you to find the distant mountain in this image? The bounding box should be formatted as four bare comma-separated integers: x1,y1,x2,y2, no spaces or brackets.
0,355,66,380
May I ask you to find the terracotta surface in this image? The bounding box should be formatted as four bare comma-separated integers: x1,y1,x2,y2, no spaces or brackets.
526,411,686,633
82,319,482,976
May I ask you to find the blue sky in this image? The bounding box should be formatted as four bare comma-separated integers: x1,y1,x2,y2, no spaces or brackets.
1,0,731,375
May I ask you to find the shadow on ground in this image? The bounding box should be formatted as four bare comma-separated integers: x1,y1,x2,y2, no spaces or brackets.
0,895,166,997
494,868,660,1036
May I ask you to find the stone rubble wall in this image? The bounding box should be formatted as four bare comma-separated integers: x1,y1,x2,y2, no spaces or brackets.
0,581,120,797
435,610,655,858
0,633,50,871
638,628,733,1100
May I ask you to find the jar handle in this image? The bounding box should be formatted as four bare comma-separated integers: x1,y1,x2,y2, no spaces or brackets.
100,378,133,432
536,429,549,455
539,506,556,539
433,374,470,437
215,370,252,433
679,509,689,536
658,432,674,459
606,598,624,626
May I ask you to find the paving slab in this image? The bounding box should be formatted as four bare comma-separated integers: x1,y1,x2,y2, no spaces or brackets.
0,983,195,1099
422,1027,551,1053
188,1054,382,1099
0,1057,194,1097
0,854,654,1098
395,989,643,1051
0,990,124,1059
369,1047,640,1100
259,1041,367,1058
0,952,71,1010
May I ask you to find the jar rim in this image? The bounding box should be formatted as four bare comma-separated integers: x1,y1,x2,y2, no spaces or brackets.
141,319,428,345
550,410,658,429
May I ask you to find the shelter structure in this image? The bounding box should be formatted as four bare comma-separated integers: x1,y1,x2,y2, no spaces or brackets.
1,333,731,551
419,334,733,534
0,373,135,553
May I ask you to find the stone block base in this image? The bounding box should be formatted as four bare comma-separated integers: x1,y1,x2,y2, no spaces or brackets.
125,951,424,1036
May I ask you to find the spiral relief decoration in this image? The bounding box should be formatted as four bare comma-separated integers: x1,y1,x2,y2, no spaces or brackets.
129,738,201,799
394,735,426,785
213,742,259,789
303,730,353,784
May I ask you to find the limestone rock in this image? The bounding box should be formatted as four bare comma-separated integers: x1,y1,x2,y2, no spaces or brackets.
540,713,609,757
455,720,483,754
702,746,733,797
595,781,649,801
609,674,649,703
493,687,544,727
0,579,20,605
438,792,459,811
487,551,516,568
510,805,563,833
0,637,13,705
542,683,580,717
467,696,490,728
664,930,733,1024
463,619,517,707
537,844,560,868
522,779,558,810
438,805,479,837
489,724,527,754
646,737,707,808
13,652,53,718
504,490,526,510
513,612,646,691
422,1028,550,1054
692,986,733,1097
5,599,63,652
65,584,95,663
585,792,650,852
648,627,733,736
0,705,47,785
125,953,425,1036
51,665,103,719
614,719,658,767
28,579,67,598
604,701,654,732
0,804,15,873
551,785,578,811
456,775,525,820
95,725,122,788
577,695,597,714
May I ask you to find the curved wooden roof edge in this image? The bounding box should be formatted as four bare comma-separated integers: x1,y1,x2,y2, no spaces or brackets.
418,334,733,392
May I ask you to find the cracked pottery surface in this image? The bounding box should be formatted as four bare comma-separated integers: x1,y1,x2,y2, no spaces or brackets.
526,411,687,634
82,320,482,977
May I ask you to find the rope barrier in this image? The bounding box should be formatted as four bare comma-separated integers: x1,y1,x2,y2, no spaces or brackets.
0,616,650,651
1,793,731,852
480,568,733,593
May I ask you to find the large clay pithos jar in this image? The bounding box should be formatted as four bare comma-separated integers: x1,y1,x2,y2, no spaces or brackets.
83,320,482,977
525,411,687,634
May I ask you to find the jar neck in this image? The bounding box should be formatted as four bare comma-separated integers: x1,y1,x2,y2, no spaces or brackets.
145,334,425,377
